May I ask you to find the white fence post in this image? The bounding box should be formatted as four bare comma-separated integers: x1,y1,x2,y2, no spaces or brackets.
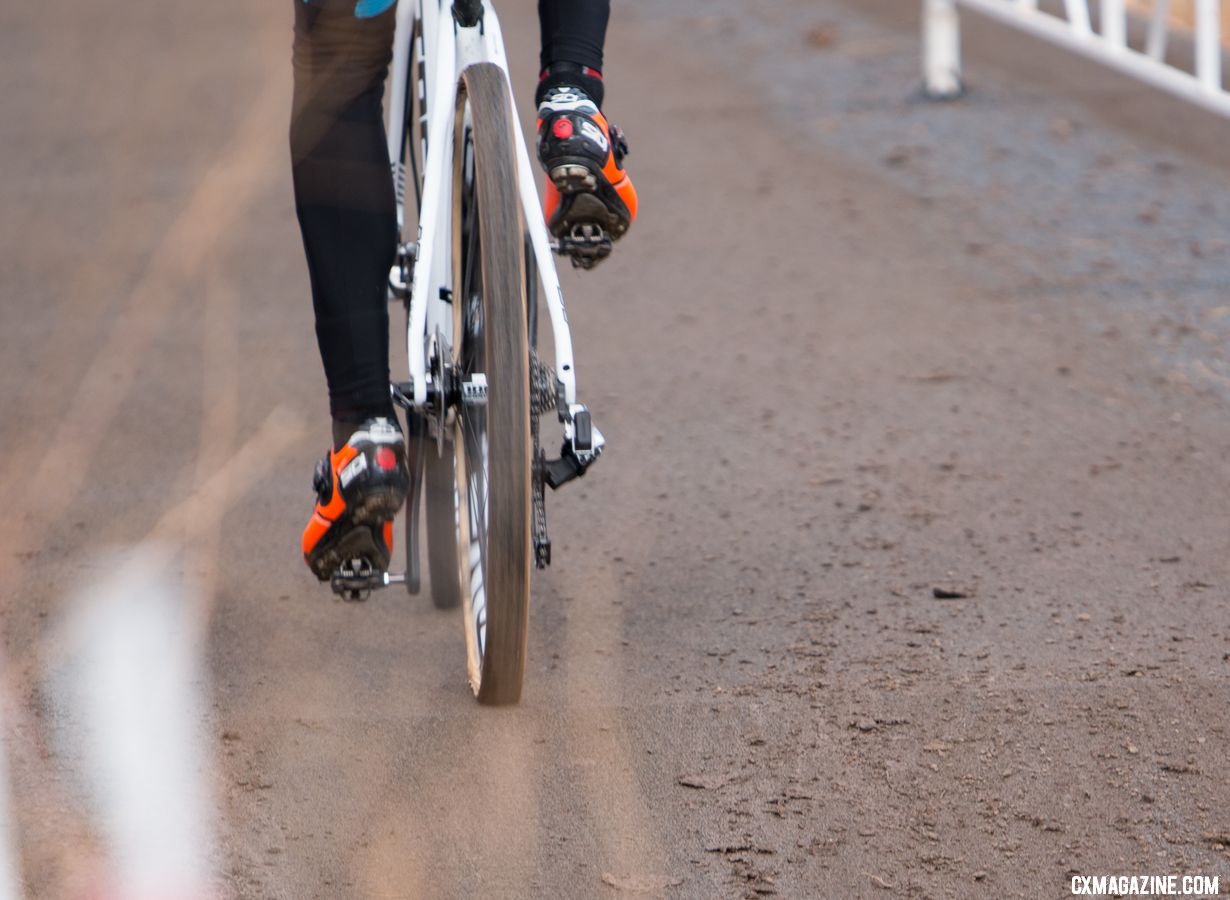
924,0,964,98
1146,0,1172,60
1064,0,1093,34
1102,0,1127,46
1195,0,1223,90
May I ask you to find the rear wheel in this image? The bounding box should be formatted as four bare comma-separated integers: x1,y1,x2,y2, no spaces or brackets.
451,63,532,705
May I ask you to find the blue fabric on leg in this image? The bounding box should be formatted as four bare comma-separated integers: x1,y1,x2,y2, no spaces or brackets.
301,0,396,18
354,0,396,18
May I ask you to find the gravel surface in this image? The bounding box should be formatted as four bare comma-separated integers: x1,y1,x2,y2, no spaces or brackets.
2,0,1229,897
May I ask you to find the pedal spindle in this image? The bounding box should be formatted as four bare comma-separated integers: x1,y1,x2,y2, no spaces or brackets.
557,223,612,270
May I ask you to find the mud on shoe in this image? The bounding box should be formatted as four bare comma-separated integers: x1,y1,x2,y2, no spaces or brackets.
302,417,409,582
536,85,638,268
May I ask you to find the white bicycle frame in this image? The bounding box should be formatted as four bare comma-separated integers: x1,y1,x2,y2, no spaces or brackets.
385,0,580,414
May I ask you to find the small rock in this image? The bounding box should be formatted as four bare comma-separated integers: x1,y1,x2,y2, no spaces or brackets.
677,774,726,790
601,872,684,893
805,25,837,49
704,844,752,854
883,149,910,168
1050,117,1075,139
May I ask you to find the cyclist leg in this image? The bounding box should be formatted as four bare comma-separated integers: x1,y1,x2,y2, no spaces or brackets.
292,0,398,439
534,0,638,251
537,0,608,106
292,0,408,581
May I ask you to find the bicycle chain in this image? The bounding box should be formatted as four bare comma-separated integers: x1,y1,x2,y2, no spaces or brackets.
530,350,553,567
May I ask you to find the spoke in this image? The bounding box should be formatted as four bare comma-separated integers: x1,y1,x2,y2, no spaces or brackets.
459,123,489,584
463,413,489,563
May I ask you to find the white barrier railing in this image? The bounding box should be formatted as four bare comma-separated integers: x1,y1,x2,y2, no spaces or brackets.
923,0,1230,118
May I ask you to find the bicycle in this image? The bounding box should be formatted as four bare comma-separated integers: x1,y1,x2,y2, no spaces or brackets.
328,0,606,706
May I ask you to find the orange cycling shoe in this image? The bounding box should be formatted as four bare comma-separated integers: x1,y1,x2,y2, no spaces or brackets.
302,416,409,582
536,83,637,267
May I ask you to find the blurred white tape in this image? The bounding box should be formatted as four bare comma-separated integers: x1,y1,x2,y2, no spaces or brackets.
0,706,21,900
54,544,214,900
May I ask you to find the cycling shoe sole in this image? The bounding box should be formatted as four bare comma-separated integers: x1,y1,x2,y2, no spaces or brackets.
307,521,392,583
548,160,631,239
306,485,403,582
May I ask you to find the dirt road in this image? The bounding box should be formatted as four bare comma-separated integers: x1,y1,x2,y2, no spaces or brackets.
3,0,1230,897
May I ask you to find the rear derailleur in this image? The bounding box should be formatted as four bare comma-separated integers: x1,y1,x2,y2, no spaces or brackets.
531,354,605,568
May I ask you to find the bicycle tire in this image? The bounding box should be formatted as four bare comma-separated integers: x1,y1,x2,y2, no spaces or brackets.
451,63,532,705
424,434,462,609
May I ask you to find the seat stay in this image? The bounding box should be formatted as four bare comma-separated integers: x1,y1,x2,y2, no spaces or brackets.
390,0,581,412
403,0,457,408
